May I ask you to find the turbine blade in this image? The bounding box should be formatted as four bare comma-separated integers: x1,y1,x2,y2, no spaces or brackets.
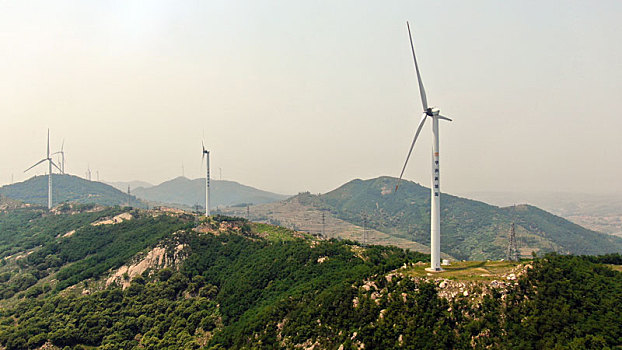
438,115,452,121
201,142,205,168
395,113,428,192
47,129,50,158
24,159,47,173
61,139,64,152
51,160,62,173
407,21,428,111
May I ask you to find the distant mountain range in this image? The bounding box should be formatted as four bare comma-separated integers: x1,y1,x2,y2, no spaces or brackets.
105,180,153,192
223,176,622,260
3,174,619,261
0,175,289,212
461,191,622,217
131,176,290,209
0,174,146,208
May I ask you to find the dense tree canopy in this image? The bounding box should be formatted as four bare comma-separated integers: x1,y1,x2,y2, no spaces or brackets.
0,207,619,349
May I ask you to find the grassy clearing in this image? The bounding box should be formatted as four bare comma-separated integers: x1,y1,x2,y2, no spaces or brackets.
607,264,622,272
404,260,526,282
251,222,310,242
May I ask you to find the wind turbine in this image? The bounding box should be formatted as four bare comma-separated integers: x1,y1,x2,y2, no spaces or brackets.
52,139,65,174
201,141,210,217
24,129,62,210
396,22,453,272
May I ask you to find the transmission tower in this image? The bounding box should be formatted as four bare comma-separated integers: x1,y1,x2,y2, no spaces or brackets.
363,213,368,245
321,211,326,238
127,185,131,207
506,223,519,261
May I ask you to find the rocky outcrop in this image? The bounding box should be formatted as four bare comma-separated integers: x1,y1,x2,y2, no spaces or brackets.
106,238,187,289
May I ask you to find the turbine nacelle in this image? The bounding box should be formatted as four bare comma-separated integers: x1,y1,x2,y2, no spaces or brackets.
201,141,209,160
425,107,440,116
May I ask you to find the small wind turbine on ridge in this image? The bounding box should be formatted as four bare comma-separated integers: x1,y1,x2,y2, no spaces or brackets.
201,141,210,217
24,129,62,210
52,139,66,174
395,21,453,272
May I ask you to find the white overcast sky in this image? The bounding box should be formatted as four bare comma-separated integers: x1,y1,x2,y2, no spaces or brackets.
1,1,621,195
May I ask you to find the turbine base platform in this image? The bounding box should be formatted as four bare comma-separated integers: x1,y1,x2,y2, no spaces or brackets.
425,267,444,273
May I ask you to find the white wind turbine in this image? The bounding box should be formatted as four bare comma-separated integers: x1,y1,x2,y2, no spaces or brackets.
396,22,453,272
201,141,210,217
24,129,62,210
52,139,65,174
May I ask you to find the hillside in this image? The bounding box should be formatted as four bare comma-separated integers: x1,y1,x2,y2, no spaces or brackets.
0,205,619,349
463,190,622,217
218,194,444,257
225,177,622,260
0,195,22,210
463,191,622,237
132,176,289,209
0,174,146,208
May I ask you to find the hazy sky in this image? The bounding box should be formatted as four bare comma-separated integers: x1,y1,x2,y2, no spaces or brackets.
1,1,621,195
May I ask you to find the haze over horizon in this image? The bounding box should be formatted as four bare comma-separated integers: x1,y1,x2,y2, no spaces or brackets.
2,1,621,196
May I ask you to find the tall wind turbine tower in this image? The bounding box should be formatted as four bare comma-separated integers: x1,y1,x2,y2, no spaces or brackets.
24,129,62,210
396,22,453,272
201,141,210,217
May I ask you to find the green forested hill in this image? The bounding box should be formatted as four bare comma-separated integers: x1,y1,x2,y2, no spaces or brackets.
299,176,622,260
0,206,619,349
0,205,191,300
0,174,146,208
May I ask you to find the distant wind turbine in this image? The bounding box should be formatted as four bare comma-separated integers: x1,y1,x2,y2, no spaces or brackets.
201,141,210,217
24,129,62,210
52,139,65,174
396,22,453,272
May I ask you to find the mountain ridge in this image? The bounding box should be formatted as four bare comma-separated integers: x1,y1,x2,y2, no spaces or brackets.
0,174,146,208
223,176,622,260
105,180,153,192
132,176,290,209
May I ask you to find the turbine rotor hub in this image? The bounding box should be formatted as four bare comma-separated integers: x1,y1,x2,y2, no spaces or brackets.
425,107,440,116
